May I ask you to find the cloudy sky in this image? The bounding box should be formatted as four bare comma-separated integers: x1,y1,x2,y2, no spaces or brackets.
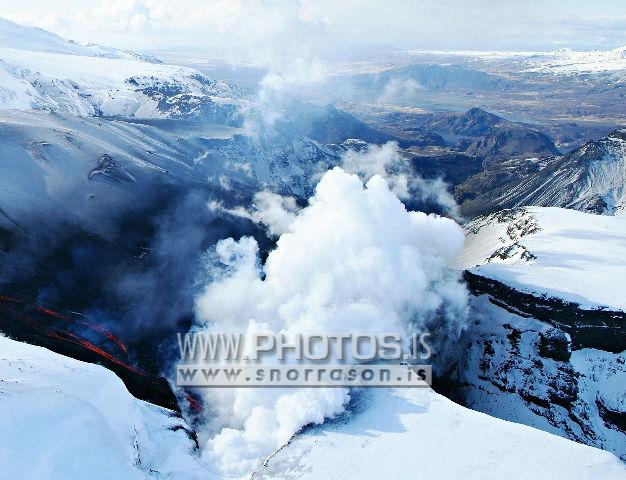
1,0,625,54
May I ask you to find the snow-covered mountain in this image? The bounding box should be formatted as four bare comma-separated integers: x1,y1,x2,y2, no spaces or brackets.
1,16,624,479
457,129,626,217
523,46,626,74
0,17,245,119
255,387,625,479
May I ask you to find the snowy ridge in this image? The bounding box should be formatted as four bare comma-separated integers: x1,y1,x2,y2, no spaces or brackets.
408,46,626,73
0,17,158,60
0,335,205,480
571,129,626,214
0,17,244,119
456,206,626,310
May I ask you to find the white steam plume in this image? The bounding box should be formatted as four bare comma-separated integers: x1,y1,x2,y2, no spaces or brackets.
245,58,328,131
377,77,423,105
209,141,459,240
194,164,468,477
209,191,299,237
342,141,461,219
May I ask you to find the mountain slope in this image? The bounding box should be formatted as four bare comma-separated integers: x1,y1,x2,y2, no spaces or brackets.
353,107,560,161
0,17,244,119
435,294,626,462
457,128,626,217
0,335,205,480
420,107,560,159
255,387,625,479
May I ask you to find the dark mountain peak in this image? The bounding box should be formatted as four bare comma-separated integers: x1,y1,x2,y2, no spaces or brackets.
452,107,505,136
464,106,500,120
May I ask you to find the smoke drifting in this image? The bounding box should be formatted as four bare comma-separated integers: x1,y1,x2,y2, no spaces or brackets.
377,77,423,105
209,191,300,237
193,164,468,476
245,58,328,132
342,141,461,219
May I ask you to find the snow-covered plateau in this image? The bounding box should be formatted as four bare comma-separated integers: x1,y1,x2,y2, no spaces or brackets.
456,206,626,310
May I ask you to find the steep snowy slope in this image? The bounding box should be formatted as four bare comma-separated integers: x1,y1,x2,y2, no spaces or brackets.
455,206,626,310
457,129,626,217
255,387,625,479
0,110,234,241
0,17,244,119
0,335,205,479
440,206,626,461
0,109,343,243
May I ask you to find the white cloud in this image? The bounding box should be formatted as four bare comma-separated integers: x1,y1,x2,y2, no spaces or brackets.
378,77,423,105
3,0,624,53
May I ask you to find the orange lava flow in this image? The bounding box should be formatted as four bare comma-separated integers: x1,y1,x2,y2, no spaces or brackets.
33,304,129,357
185,392,203,413
50,331,144,376
1,295,139,376
77,320,129,356
35,305,67,319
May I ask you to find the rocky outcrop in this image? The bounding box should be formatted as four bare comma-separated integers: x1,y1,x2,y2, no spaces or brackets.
463,270,626,353
433,293,626,461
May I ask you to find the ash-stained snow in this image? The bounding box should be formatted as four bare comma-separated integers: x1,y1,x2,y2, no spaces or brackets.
0,335,206,480
456,206,626,311
255,387,625,480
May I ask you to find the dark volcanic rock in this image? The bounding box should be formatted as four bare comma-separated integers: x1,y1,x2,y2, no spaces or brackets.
539,328,572,362
408,151,483,186
597,397,626,432
463,270,626,353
